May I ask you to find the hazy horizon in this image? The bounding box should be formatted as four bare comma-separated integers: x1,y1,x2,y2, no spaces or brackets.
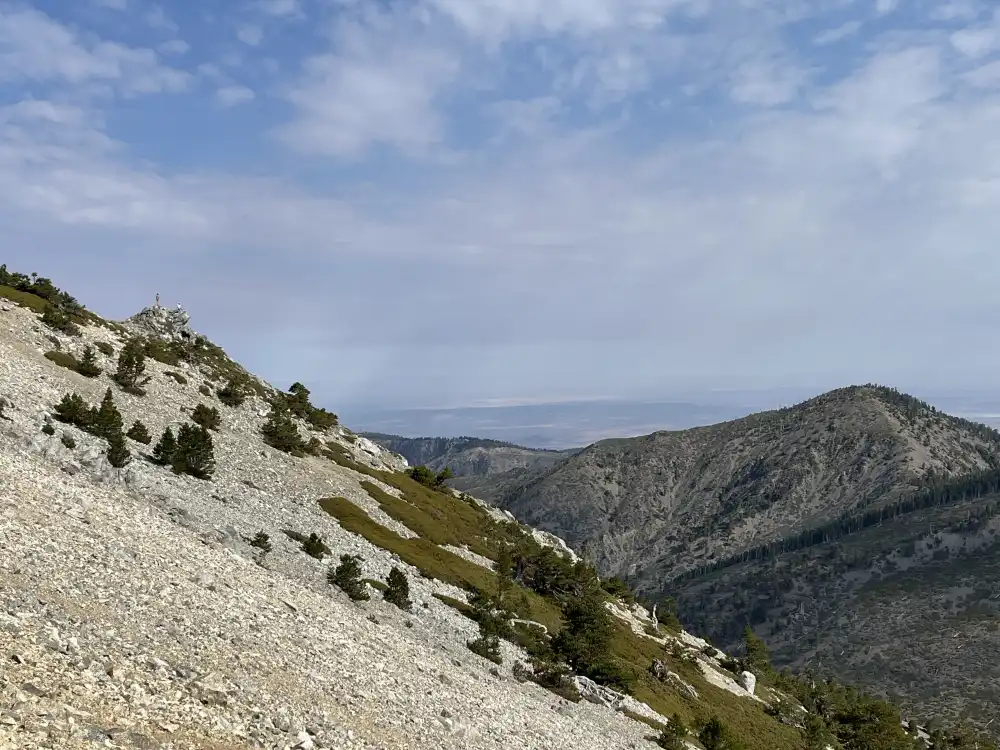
345,387,1000,450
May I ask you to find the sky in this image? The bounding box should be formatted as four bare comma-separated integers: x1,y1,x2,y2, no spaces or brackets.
3,0,1000,412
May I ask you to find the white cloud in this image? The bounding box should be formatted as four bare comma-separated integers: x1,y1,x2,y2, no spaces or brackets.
93,0,127,10
814,21,861,45
0,7,190,95
159,39,190,55
729,58,809,105
255,0,302,18
875,0,899,16
277,14,460,158
950,27,997,57
237,24,263,46
216,84,255,107
144,5,178,33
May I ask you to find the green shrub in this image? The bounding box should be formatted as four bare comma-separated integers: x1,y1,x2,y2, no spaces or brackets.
126,420,152,444
60,432,76,449
53,392,94,429
41,423,55,436
217,377,247,407
384,567,412,611
40,305,81,336
164,370,187,385
170,423,215,480
329,554,369,601
283,530,330,559
279,382,338,430
191,403,221,431
408,465,453,488
657,715,688,750
198,384,212,397
261,403,305,455
250,531,272,554
44,350,81,373
76,346,101,378
699,716,743,750
94,341,113,357
142,338,186,366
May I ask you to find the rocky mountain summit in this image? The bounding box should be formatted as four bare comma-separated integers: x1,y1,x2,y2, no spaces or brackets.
126,303,197,343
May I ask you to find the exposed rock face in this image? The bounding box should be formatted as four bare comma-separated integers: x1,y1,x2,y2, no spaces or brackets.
740,671,757,695
126,303,196,342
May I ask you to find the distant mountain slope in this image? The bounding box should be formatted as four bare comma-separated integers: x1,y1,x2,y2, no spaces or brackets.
361,432,573,479
492,385,1000,579
478,384,1000,736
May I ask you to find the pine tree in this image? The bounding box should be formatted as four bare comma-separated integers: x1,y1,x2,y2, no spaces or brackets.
329,554,369,601
113,339,147,392
216,377,247,407
743,625,773,676
261,403,304,455
76,345,101,378
106,430,131,469
94,388,124,442
171,423,215,480
466,587,513,665
384,567,412,611
53,392,92,428
151,427,176,465
191,403,221,431
552,589,613,674
126,420,152,444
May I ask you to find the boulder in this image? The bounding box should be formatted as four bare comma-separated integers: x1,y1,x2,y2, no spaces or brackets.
740,670,757,695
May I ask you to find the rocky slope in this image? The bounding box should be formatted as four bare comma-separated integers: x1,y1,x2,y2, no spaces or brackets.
0,287,819,750
361,434,570,480
474,386,1000,737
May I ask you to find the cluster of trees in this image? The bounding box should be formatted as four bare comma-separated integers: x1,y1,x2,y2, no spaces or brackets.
51,387,215,480
407,465,453,488
261,382,339,456
53,389,135,469
676,467,1000,585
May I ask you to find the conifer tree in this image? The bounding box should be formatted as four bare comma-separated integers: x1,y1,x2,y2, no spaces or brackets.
94,388,124,442
53,392,92,428
261,403,304,455
191,403,221,431
151,427,176,465
250,531,272,554
76,345,101,378
114,338,147,392
329,554,369,601
171,423,215,480
126,420,152,444
384,567,412,611
742,626,773,676
106,430,131,469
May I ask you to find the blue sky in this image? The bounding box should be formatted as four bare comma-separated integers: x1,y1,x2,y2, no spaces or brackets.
3,0,1000,411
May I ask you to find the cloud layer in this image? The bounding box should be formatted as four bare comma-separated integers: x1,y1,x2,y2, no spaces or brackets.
3,0,1000,409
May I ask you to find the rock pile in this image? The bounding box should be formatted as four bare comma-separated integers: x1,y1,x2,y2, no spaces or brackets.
127,303,195,342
